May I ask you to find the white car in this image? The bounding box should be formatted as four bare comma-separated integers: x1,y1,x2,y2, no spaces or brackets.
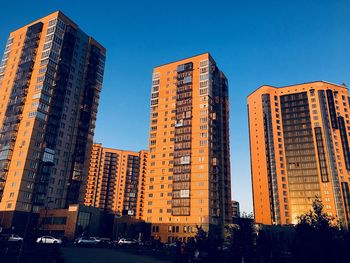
117,238,137,245
8,234,23,242
74,237,101,245
36,236,62,244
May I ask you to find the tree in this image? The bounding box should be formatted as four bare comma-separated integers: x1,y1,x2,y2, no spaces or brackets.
194,225,208,251
294,197,337,263
297,197,336,230
225,213,256,263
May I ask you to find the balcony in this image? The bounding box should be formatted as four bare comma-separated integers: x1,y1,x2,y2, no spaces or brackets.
0,171,7,182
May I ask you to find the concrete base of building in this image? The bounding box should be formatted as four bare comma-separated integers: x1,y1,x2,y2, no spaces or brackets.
0,210,39,235
37,204,101,240
149,223,224,243
113,216,151,241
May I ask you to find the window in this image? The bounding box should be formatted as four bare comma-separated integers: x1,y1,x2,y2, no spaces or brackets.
28,171,35,179
77,212,90,230
200,74,208,81
200,60,208,67
30,161,37,169
52,217,67,225
46,26,56,35
48,19,57,27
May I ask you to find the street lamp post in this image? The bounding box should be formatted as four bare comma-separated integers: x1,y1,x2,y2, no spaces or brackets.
43,200,54,235
114,212,122,241
17,200,34,263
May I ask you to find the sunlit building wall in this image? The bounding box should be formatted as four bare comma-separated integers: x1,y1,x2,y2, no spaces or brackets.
144,53,232,242
0,11,106,229
248,81,350,226
85,143,148,220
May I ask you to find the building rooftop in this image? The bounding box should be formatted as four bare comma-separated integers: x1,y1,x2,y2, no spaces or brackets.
247,80,347,98
154,52,212,69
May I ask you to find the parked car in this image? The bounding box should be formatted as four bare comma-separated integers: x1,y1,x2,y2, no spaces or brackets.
8,234,23,242
117,238,137,246
164,242,177,248
74,237,101,246
36,236,62,244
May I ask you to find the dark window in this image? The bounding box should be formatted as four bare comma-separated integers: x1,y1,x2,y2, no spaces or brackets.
77,212,90,230
341,182,350,222
52,217,67,225
326,90,338,129
314,127,329,182
338,116,350,170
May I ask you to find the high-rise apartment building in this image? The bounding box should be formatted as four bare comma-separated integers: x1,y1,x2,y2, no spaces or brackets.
0,11,105,229
85,143,148,219
144,53,231,242
248,81,350,226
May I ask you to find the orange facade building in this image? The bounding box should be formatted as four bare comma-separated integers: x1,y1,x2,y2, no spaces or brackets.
144,53,232,242
85,143,148,219
248,81,350,226
0,11,105,231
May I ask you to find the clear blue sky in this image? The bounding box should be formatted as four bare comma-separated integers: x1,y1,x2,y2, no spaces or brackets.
1,0,350,213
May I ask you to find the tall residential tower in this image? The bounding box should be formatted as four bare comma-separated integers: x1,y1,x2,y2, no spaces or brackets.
0,11,105,229
85,143,148,219
144,53,231,242
248,81,350,226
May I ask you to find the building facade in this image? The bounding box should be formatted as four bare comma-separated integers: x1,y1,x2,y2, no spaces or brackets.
232,200,240,219
38,204,101,240
144,53,232,242
248,81,350,226
0,11,105,230
85,143,148,219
